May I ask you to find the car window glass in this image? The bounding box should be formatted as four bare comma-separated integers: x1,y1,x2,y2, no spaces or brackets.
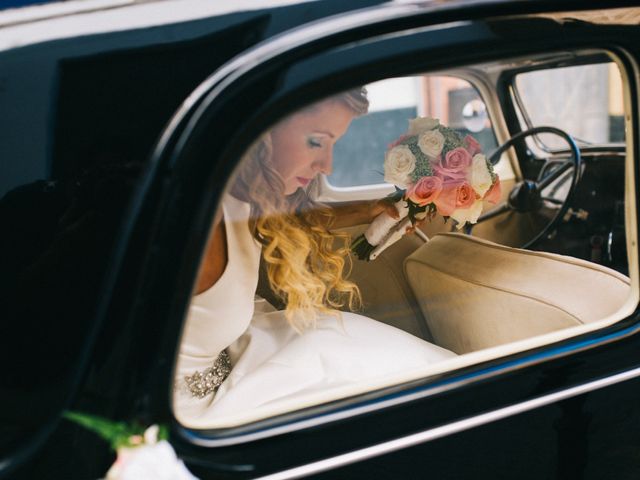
173,59,634,432
515,62,625,149
328,75,498,189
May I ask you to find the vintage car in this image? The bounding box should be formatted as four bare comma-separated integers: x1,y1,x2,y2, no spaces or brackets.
2,0,640,478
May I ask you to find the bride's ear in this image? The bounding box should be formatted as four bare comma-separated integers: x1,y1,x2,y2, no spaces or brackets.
247,131,274,167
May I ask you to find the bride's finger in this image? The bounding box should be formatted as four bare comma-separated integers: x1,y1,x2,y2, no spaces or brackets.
370,198,400,220
373,198,400,219
405,217,427,235
385,202,400,219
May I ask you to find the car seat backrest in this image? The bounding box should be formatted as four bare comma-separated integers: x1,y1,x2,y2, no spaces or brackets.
405,233,631,354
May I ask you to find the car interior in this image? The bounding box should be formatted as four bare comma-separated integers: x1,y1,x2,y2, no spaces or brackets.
313,50,633,355
200,47,636,427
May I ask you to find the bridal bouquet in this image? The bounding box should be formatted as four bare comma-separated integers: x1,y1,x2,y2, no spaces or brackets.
64,411,198,480
351,117,501,261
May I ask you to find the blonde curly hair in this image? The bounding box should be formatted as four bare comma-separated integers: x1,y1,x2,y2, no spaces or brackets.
232,88,369,330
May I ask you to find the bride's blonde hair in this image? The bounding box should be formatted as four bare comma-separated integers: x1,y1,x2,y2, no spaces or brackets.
233,88,369,330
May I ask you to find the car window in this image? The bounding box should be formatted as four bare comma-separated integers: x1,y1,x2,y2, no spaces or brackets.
172,56,636,432
328,75,498,190
514,62,625,150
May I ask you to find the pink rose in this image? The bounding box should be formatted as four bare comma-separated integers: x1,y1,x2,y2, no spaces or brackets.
484,177,502,204
406,176,443,206
433,147,472,180
464,135,482,156
434,180,476,216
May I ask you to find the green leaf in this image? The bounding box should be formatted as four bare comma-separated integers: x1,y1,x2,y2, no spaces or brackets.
158,424,170,442
63,411,142,451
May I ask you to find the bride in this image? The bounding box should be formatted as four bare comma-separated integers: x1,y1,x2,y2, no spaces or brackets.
174,88,455,428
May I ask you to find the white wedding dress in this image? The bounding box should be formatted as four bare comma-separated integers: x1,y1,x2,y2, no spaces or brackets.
174,194,455,429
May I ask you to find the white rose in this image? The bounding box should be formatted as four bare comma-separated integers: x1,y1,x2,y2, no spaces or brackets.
469,154,492,197
417,130,445,158
105,441,198,480
408,117,440,135
450,199,484,228
384,145,416,188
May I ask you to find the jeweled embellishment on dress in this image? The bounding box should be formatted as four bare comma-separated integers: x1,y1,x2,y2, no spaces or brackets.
183,351,232,399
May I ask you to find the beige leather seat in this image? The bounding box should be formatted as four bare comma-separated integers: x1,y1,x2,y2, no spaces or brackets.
405,233,631,354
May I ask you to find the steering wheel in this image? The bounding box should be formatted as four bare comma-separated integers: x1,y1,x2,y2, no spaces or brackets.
467,126,582,249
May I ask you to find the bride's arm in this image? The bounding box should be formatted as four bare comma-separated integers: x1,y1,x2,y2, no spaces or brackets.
174,214,228,409
194,212,227,294
326,198,398,229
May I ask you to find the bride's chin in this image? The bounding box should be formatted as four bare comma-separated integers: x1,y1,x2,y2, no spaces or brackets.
283,182,299,196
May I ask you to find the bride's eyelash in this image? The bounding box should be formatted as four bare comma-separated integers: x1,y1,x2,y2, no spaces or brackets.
307,137,322,148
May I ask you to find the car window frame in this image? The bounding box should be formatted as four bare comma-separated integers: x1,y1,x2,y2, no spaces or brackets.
505,52,626,155
143,10,640,454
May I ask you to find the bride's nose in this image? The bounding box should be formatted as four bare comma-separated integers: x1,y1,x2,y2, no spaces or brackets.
313,150,333,175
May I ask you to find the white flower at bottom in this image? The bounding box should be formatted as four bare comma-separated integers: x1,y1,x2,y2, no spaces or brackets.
450,200,484,228
384,145,416,188
105,441,198,480
469,154,492,197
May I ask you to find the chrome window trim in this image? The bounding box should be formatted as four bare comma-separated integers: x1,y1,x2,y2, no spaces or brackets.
255,364,640,480
181,317,640,448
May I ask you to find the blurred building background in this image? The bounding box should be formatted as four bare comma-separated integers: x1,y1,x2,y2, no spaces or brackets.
330,62,624,188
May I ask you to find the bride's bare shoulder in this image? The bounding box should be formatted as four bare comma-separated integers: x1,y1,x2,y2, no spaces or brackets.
194,218,227,295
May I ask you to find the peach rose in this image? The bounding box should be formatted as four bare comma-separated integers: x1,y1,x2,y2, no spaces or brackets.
406,176,443,206
464,135,482,156
455,182,477,209
484,177,502,204
434,181,475,216
433,147,472,180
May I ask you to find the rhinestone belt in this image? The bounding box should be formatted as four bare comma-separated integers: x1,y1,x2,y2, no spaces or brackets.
183,350,232,399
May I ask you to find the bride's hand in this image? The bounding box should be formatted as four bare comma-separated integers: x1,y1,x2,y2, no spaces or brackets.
369,197,400,221
370,198,426,235
405,213,427,235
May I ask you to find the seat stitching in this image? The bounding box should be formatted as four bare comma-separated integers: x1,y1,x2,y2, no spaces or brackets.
405,259,585,325
435,233,630,284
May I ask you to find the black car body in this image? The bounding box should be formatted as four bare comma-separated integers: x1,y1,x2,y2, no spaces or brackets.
3,0,640,478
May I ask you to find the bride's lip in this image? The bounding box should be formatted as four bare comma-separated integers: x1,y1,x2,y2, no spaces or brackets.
296,177,311,186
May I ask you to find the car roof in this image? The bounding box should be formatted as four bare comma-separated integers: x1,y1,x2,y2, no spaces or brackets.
0,0,322,51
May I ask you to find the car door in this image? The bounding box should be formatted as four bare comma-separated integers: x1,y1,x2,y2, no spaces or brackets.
120,2,640,479
0,1,387,478
7,1,640,479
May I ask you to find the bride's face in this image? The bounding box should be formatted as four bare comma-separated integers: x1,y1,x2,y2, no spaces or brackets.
270,100,355,195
